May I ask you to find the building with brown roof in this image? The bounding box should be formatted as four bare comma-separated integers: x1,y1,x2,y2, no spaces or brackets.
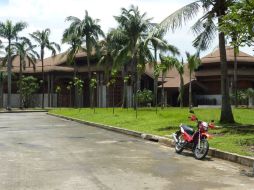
1,46,253,108
0,51,154,108
160,47,254,106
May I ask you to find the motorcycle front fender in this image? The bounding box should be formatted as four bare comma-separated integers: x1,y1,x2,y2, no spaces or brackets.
201,133,213,139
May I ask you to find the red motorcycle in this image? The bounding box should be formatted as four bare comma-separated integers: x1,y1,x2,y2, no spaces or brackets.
172,111,215,160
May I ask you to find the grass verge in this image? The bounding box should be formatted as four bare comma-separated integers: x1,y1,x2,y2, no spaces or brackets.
49,107,254,157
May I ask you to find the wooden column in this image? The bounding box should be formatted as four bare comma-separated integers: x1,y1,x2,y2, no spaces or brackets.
48,73,50,107
50,74,54,107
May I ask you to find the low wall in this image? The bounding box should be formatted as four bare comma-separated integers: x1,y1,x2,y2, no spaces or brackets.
195,94,222,105
1,93,57,108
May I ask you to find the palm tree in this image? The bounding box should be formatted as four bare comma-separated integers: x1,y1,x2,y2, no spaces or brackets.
66,11,104,108
0,41,5,108
159,55,178,108
145,25,179,110
107,28,131,108
176,58,185,108
7,37,39,108
114,5,152,109
159,0,235,123
186,52,200,110
30,29,61,109
98,33,117,108
62,21,84,108
0,20,27,110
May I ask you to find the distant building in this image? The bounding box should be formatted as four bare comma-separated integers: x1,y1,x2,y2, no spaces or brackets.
160,47,254,106
1,47,253,108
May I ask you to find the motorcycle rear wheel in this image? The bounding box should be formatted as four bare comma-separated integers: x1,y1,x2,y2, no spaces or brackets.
194,139,209,160
175,132,184,154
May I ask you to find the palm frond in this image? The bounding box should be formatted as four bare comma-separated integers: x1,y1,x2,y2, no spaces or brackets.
160,1,200,31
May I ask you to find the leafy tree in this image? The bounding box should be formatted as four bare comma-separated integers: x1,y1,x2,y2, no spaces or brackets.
30,28,61,109
89,76,97,113
246,88,254,107
159,0,235,123
0,20,27,110
17,76,39,108
55,85,62,107
108,69,117,114
73,77,84,109
186,52,201,110
66,81,73,107
136,89,153,107
221,0,254,107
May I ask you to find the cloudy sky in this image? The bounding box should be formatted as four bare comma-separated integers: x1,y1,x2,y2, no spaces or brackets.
0,0,252,58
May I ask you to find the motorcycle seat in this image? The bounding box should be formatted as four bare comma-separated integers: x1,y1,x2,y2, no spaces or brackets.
182,125,195,136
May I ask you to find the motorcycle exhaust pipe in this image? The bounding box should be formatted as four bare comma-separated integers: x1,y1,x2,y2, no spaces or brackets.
172,133,178,143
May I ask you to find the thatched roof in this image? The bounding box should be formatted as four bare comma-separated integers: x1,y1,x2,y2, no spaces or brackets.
201,46,254,64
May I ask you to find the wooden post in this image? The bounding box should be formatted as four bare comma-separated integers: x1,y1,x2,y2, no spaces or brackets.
50,74,54,107
48,73,50,107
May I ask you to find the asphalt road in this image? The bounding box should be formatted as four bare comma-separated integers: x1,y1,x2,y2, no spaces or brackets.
0,112,253,190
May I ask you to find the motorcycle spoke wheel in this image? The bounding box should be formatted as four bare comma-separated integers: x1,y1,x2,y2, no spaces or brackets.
175,134,184,154
194,139,209,160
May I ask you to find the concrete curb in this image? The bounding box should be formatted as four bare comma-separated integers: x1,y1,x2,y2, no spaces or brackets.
48,112,254,167
0,110,48,113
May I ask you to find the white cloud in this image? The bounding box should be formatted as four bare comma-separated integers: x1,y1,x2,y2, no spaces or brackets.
0,0,252,58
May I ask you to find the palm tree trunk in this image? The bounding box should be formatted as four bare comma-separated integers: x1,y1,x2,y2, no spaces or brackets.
0,75,3,108
19,56,23,109
233,46,238,107
131,56,137,110
41,48,45,109
74,61,77,108
153,48,158,113
121,65,127,108
7,39,11,110
161,73,165,109
218,2,234,123
86,38,92,109
189,70,192,110
179,74,184,108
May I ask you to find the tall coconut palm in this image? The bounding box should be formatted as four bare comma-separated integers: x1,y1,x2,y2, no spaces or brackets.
0,20,27,110
107,27,131,108
7,37,39,108
159,55,178,108
30,29,61,108
98,32,118,108
186,52,200,110
114,5,152,109
145,25,179,110
0,41,5,108
159,0,235,123
176,58,185,108
66,11,104,108
62,22,84,107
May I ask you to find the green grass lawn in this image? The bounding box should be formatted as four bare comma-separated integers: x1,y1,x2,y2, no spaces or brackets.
49,107,254,157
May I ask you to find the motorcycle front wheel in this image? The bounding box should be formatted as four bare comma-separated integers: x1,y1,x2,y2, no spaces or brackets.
175,132,184,154
194,139,209,160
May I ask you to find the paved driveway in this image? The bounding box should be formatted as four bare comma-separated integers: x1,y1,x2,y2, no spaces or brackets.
0,112,253,190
